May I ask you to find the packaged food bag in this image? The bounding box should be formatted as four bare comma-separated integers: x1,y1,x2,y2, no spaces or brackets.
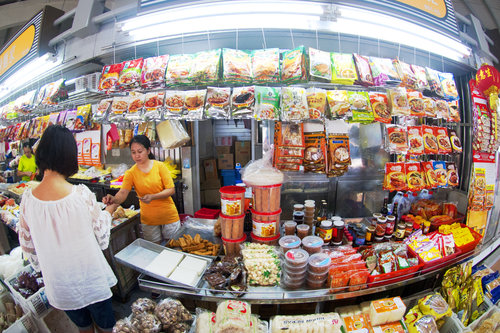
393,59,417,89
251,48,280,83
191,49,221,85
388,87,410,116
439,72,459,101
309,47,332,82
223,48,252,84
354,53,374,86
184,90,206,120
327,90,351,119
331,53,358,85
306,88,327,120
369,92,391,123
369,57,401,86
232,86,255,119
281,46,307,83
254,86,280,120
98,63,124,92
281,87,308,121
165,54,192,86
165,91,185,118
205,87,231,119
117,58,143,90
126,92,145,121
348,91,373,123
141,55,169,89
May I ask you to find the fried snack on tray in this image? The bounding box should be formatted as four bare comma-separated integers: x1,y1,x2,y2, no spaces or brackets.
167,234,220,256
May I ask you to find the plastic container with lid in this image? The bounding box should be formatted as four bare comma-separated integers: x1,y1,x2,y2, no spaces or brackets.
283,261,308,273
284,248,309,266
222,235,247,256
250,233,280,245
293,204,304,211
284,221,297,235
283,269,307,280
282,274,305,289
296,224,310,239
279,235,302,253
293,211,305,223
220,213,246,239
251,209,281,237
301,236,324,255
252,184,282,212
220,186,245,216
307,252,331,274
307,270,329,281
306,277,327,289
304,200,315,205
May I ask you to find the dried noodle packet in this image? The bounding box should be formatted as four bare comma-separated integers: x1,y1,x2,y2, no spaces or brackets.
184,90,206,120
251,48,280,83
331,52,358,85
254,86,280,120
309,47,332,82
232,86,255,119
281,87,308,121
327,90,351,119
206,87,231,119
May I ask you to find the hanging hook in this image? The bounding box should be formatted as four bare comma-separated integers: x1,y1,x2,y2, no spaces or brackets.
289,28,295,49
207,30,211,50
236,28,239,50
156,38,160,57
397,43,401,60
261,28,267,49
315,28,319,50
377,38,380,57
181,33,185,55
357,35,361,55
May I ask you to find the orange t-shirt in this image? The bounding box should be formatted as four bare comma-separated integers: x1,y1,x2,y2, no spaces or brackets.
121,160,179,226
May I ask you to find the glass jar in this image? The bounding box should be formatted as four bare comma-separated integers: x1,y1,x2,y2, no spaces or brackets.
317,220,333,244
366,225,375,244
385,215,396,237
405,222,414,237
376,217,387,237
394,223,406,241
332,220,345,245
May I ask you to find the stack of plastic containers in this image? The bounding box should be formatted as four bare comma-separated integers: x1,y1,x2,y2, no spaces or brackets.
219,186,246,255
250,183,282,245
306,252,331,289
282,248,309,289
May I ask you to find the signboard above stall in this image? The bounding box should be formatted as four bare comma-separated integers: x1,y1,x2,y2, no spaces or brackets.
0,6,63,83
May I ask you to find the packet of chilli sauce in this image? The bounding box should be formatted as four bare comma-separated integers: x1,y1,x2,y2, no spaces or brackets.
421,161,438,189
433,161,448,187
384,162,407,191
448,100,461,122
98,63,124,93
406,162,424,191
386,125,408,154
141,55,169,89
369,92,391,124
435,99,450,120
422,125,438,154
423,98,437,118
303,132,327,174
448,129,462,153
435,127,452,154
117,58,143,90
446,162,459,187
407,126,424,155
407,90,425,117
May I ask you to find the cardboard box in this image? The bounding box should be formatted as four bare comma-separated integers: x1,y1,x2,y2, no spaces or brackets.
218,153,234,170
215,136,233,146
215,146,232,155
235,141,251,167
201,178,221,190
202,159,218,179
201,189,221,206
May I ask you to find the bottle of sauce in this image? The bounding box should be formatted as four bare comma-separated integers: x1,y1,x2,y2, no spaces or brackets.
381,197,389,215
366,225,375,244
317,220,333,244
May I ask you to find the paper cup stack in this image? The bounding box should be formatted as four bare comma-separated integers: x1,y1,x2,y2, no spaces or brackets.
219,186,247,255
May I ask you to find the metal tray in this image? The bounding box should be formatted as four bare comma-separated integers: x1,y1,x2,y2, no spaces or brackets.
168,218,222,259
115,238,213,290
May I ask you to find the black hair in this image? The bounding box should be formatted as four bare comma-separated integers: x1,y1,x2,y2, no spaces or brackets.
22,142,31,149
129,135,155,159
35,125,78,178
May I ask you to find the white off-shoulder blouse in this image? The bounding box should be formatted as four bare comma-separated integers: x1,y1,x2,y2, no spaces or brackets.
18,184,117,310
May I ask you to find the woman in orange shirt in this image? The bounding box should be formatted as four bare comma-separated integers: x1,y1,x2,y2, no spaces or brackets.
103,135,180,243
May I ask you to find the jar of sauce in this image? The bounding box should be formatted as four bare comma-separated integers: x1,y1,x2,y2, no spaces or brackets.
317,220,333,244
376,217,387,237
394,223,406,241
385,215,396,237
332,220,344,245
366,225,375,244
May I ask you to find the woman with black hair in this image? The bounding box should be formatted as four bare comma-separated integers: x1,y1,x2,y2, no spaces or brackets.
18,125,119,333
103,135,180,243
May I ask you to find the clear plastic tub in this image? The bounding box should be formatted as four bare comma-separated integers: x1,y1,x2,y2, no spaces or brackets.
284,221,297,235
302,236,324,255
252,184,282,212
307,270,329,281
282,274,305,289
284,248,309,266
283,269,307,280
296,224,310,239
283,261,308,273
250,233,280,245
220,186,245,216
308,252,332,274
279,235,301,253
222,235,247,256
220,213,245,239
306,276,327,289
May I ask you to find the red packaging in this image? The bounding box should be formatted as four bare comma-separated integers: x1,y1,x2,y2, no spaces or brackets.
98,63,124,92
407,90,425,117
386,125,408,154
408,126,424,155
384,162,407,191
448,100,461,122
435,127,452,154
446,162,459,187
369,92,391,123
406,162,424,191
422,161,438,189
448,129,463,153
117,58,143,90
354,54,374,86
141,55,169,88
422,126,438,154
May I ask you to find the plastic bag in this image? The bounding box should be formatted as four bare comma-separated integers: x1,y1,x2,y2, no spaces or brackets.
369,57,401,86
154,298,192,330
141,55,169,89
112,164,128,179
251,48,280,83
254,86,280,120
241,147,284,187
195,308,216,333
309,47,332,81
215,300,252,333
184,90,206,120
231,86,255,119
191,49,221,85
130,312,161,333
206,87,231,119
113,316,138,333
131,298,156,315
156,120,190,149
223,48,252,84
354,53,374,86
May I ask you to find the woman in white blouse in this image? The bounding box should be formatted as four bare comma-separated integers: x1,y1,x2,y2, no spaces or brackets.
18,125,119,333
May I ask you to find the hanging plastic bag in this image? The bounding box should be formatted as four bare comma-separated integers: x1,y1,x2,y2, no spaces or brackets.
156,120,190,149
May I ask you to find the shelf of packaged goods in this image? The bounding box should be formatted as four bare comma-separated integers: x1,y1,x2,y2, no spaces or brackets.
136,244,484,304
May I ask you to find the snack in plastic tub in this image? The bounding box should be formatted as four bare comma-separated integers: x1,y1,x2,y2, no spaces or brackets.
250,233,280,246
284,221,297,235
220,186,245,216
220,213,245,240
296,224,310,239
222,235,246,256
307,270,329,282
251,209,281,237
282,273,305,289
131,298,156,315
284,261,308,274
369,297,406,326
308,252,332,274
283,267,308,280
215,300,251,333
284,248,309,266
306,276,327,289
279,236,301,253
302,236,324,255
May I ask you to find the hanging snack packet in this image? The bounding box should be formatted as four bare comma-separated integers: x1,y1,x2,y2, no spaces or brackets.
74,104,92,131
98,63,124,92
41,79,67,105
369,92,391,123
433,161,448,187
438,72,459,101
422,161,438,189
485,184,494,208
141,55,169,89
388,87,410,116
277,122,305,147
407,90,425,117
331,53,358,85
94,98,112,123
411,64,430,91
423,98,437,118
126,92,145,121
425,67,445,97
117,58,143,90
254,86,280,120
384,162,407,191
306,88,327,120
206,87,231,119
303,131,327,173
143,91,165,120
231,86,255,119
448,129,462,153
327,90,351,119
281,46,307,83
446,162,459,187
327,133,351,177
109,96,130,122
406,162,425,191
309,47,332,82
422,125,438,154
393,59,417,89
223,48,252,84
369,57,401,86
386,125,409,154
165,54,192,86
184,90,206,120
165,90,185,118
435,99,450,119
281,87,308,121
191,49,221,85
435,127,452,154
348,91,373,123
64,109,77,130
354,53,374,86
448,100,461,122
251,48,280,83
408,126,424,155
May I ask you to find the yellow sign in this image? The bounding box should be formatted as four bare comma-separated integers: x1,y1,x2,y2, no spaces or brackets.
396,0,447,18
0,25,36,77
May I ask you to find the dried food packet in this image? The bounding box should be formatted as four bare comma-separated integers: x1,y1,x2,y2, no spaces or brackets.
109,96,130,122
327,133,351,178
410,64,431,92
191,49,221,85
422,125,438,154
426,67,445,97
141,55,169,89
98,63,124,93
439,72,459,101
423,98,437,118
348,91,373,123
281,87,308,121
386,125,409,154
446,162,459,187
408,90,425,117
41,79,67,105
117,58,143,90
254,86,280,120
406,162,424,191
384,162,407,191
277,122,305,147
448,100,461,122
184,89,206,120
94,98,112,122
388,87,410,116
281,46,307,83
433,161,447,187
435,99,450,119
223,48,252,84
303,131,327,173
393,59,417,89
251,48,280,83
448,129,462,153
125,92,145,121
408,126,424,155
331,53,358,85
306,88,327,120
74,104,92,131
327,90,351,119
369,56,401,86
353,53,374,86
369,92,391,124
165,54,192,86
309,47,332,82
164,90,185,118
143,91,165,120
435,127,452,154
206,87,230,119
231,86,255,119
421,161,438,189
